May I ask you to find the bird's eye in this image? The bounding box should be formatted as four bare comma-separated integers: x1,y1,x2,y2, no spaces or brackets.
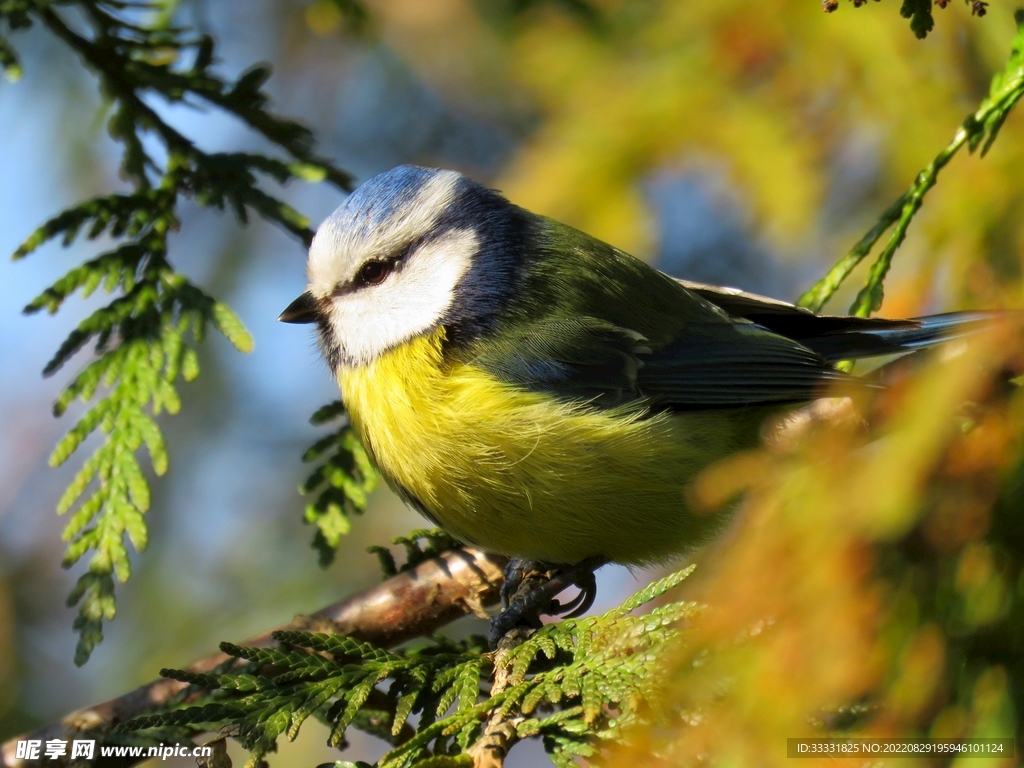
356,259,392,287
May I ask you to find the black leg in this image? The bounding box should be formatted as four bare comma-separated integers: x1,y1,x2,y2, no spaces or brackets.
499,557,551,612
490,558,556,648
489,556,609,648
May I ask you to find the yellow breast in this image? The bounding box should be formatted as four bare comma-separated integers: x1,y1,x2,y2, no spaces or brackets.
337,328,754,564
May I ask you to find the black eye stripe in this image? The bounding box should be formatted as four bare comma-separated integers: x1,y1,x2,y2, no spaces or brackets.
348,241,419,292
330,240,423,297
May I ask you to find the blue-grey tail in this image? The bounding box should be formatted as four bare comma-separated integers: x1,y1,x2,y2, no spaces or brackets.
798,311,1011,363
680,281,1016,365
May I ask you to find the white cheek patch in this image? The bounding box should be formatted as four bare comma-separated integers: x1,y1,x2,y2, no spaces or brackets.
307,170,463,299
327,228,480,366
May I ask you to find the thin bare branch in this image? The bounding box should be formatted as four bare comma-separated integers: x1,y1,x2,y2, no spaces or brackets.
469,631,527,768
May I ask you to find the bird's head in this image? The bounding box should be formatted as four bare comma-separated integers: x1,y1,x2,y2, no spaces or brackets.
280,165,528,369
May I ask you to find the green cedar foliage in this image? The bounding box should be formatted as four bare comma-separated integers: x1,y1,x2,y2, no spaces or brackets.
367,529,463,581
798,8,1024,317
302,402,380,567
118,565,699,768
821,0,989,38
3,0,357,665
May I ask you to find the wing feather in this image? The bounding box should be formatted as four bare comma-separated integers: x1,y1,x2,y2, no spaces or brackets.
463,221,994,410
470,314,843,410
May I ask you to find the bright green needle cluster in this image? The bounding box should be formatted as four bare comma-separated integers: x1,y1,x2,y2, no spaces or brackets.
798,9,1024,318
366,529,462,581
3,0,355,664
302,402,380,567
118,565,699,768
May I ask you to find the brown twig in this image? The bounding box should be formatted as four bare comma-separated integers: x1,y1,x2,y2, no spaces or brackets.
469,631,528,768
468,557,610,768
0,547,508,768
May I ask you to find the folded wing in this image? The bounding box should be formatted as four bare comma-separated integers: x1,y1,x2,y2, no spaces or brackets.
469,313,846,410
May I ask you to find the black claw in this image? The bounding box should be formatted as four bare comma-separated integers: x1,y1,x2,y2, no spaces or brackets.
562,570,597,619
550,584,587,616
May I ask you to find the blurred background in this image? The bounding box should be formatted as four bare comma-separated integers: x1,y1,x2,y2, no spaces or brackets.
2,1,1024,765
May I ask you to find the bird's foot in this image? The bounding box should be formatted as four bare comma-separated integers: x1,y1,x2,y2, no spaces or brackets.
489,555,609,649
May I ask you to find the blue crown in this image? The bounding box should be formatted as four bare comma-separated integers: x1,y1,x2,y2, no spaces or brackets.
331,165,444,239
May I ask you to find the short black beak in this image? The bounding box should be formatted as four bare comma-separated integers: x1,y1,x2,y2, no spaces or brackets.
278,291,320,324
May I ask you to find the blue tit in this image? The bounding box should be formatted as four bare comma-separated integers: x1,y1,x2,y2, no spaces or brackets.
280,165,994,567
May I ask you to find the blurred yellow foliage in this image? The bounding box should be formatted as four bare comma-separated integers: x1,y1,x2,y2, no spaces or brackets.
306,0,346,36
368,0,1024,312
606,322,1024,766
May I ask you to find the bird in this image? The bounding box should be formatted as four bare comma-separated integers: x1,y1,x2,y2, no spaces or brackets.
280,165,998,634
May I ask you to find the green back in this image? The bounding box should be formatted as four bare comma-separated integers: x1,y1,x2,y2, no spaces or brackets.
466,217,844,409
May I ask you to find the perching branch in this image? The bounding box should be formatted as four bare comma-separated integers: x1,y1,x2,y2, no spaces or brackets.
468,633,527,768
798,9,1024,316
0,547,508,768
